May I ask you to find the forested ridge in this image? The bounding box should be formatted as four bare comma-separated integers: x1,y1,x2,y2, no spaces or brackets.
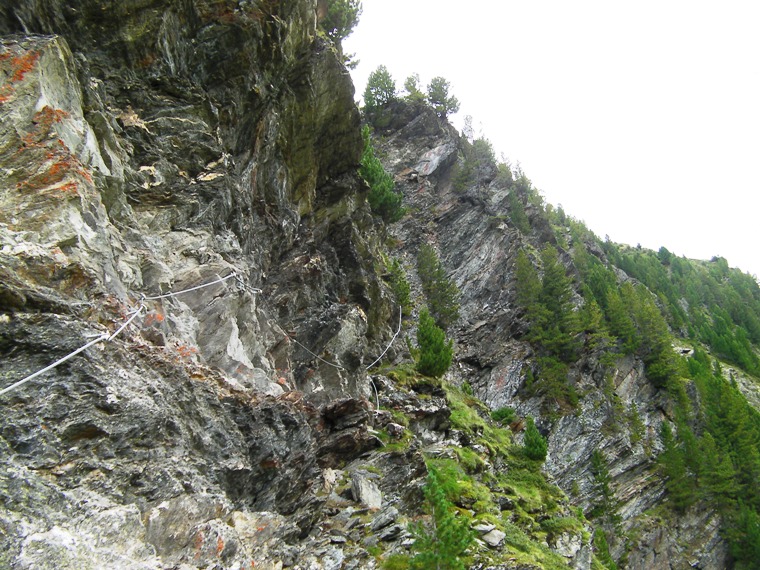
359,52,760,563
508,181,760,566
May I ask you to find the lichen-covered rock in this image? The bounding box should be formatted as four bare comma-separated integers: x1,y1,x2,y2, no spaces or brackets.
0,1,397,568
0,2,739,569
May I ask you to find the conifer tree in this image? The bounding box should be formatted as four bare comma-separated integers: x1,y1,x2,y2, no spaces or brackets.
363,65,396,111
699,432,738,502
593,527,619,570
589,449,619,525
360,126,405,222
658,423,697,511
631,285,678,386
388,257,411,315
579,297,611,351
508,190,530,233
416,309,454,378
417,244,460,330
728,505,760,568
320,0,362,43
404,73,425,102
515,250,540,317
537,245,580,361
523,417,548,461
426,76,460,119
606,288,639,354
410,468,473,569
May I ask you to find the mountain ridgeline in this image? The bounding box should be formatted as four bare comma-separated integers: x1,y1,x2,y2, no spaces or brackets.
0,1,759,569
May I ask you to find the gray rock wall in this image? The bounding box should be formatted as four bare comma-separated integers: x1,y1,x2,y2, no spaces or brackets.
0,1,396,567
373,100,730,568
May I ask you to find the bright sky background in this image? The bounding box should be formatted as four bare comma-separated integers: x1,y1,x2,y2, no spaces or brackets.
344,0,760,277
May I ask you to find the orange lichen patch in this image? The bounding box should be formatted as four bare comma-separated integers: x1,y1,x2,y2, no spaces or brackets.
144,311,165,326
0,44,41,108
14,107,71,151
215,536,224,556
56,181,79,195
11,50,41,82
192,530,204,560
10,107,95,197
35,106,70,124
0,45,41,84
175,344,199,360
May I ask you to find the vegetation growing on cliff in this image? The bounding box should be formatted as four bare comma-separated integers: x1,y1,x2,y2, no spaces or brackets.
409,468,473,569
603,244,760,377
417,244,460,330
416,308,453,377
320,0,362,43
658,349,760,567
426,76,460,119
522,184,760,566
360,125,405,222
363,65,397,112
358,73,760,567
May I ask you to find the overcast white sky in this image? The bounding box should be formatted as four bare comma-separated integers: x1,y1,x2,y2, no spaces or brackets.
344,0,760,277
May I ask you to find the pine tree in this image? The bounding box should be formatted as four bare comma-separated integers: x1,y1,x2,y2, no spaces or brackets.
515,250,541,317
593,527,619,570
508,190,530,233
699,432,738,503
426,76,460,119
631,285,678,386
537,245,580,361
417,244,460,330
410,468,473,570
523,417,548,461
658,422,697,511
360,126,405,222
606,288,639,354
388,257,411,315
403,73,425,102
728,504,760,568
589,449,619,525
579,297,611,351
363,65,396,111
320,0,362,43
416,309,453,378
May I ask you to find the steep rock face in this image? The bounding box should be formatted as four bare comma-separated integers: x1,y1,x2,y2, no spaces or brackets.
373,101,730,568
0,3,738,568
0,1,396,567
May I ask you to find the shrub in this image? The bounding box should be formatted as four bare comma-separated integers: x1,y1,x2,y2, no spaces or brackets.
416,308,453,378
491,406,516,424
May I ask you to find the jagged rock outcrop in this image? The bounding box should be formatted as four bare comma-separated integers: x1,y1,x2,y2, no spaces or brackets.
372,100,731,568
0,1,398,567
0,1,739,568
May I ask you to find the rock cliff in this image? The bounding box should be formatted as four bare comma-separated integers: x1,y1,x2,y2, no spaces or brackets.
0,1,397,568
370,101,731,569
0,1,741,569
